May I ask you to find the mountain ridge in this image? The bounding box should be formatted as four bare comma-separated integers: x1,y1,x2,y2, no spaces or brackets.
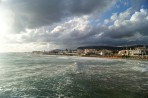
77,45,148,50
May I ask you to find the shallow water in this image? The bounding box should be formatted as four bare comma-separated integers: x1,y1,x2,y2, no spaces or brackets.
0,53,147,98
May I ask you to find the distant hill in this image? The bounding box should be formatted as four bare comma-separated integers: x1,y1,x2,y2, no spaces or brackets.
77,45,148,51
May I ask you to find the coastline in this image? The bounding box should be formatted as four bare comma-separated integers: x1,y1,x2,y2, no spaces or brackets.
80,55,148,61
31,53,148,61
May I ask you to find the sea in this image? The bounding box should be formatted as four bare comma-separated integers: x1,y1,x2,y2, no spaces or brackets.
0,53,147,98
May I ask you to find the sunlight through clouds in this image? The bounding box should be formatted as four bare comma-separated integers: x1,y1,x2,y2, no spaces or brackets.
0,6,15,52
0,0,147,52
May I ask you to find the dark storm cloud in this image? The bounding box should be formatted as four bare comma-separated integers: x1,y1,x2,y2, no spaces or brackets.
3,0,114,32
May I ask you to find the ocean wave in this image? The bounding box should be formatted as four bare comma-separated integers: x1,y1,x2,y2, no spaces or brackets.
131,66,148,72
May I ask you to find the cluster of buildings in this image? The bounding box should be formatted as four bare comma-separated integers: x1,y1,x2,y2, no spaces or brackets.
77,49,113,56
32,46,148,58
118,47,147,57
32,49,78,56
79,46,148,58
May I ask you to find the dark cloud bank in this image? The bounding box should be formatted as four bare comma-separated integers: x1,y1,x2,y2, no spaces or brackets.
4,0,113,31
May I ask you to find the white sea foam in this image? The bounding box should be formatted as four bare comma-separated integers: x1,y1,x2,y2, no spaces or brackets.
131,66,148,72
57,56,69,59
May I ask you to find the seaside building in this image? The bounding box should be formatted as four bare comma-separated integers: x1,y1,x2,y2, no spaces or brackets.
99,50,113,56
78,49,113,56
130,47,147,56
118,46,147,57
64,49,78,55
84,49,97,55
118,50,129,56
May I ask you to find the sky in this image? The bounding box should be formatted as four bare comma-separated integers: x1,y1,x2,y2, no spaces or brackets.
0,0,148,52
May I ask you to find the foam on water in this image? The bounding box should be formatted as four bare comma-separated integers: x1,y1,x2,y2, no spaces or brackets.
0,53,147,98
132,66,147,72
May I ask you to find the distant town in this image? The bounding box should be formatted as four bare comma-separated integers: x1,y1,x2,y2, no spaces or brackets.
32,45,148,60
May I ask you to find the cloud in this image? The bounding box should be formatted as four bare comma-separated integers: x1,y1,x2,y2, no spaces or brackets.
1,1,148,52
1,0,114,32
104,8,132,25
10,15,108,49
6,8,148,51
103,8,148,40
17,16,97,48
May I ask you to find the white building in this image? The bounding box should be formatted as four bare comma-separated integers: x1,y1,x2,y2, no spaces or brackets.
118,47,147,56
84,49,97,54
118,50,129,56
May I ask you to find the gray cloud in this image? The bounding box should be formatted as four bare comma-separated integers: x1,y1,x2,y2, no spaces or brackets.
1,0,148,52
18,8,148,49
2,0,114,32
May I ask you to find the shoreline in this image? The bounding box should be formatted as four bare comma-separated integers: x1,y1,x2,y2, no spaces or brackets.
80,55,148,61
31,53,148,61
